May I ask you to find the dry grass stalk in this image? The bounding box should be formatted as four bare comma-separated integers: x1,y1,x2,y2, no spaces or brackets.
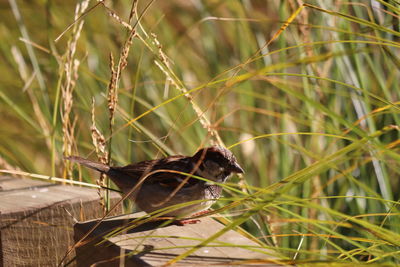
90,98,109,213
61,0,89,179
98,4,137,211
10,46,53,151
100,1,134,31
0,156,22,177
61,65,77,180
107,53,117,124
102,1,221,150
90,99,109,165
107,22,136,148
103,0,223,146
149,31,223,146
108,29,136,109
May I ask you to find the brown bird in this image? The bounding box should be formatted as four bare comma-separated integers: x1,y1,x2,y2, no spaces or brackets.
66,146,244,217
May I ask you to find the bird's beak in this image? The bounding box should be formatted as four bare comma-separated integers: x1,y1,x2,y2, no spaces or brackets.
230,162,244,174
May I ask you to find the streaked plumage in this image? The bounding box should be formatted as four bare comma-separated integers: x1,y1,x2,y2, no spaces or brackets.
67,146,244,217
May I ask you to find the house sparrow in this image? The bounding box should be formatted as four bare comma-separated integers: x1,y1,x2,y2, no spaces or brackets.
66,146,244,217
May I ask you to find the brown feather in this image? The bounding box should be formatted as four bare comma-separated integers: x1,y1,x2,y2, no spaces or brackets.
65,146,244,217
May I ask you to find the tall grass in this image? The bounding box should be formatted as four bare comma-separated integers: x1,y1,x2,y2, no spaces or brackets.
1,0,399,265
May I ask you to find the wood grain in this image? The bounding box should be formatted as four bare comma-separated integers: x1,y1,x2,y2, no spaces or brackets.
74,212,283,267
0,176,121,267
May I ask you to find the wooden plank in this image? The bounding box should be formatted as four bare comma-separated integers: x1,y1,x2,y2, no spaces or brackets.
0,176,122,267
74,212,282,266
0,176,49,191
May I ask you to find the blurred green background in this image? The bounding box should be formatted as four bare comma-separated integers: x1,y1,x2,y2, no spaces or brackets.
1,0,399,264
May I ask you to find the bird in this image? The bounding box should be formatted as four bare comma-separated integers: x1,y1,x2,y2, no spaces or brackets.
66,146,244,218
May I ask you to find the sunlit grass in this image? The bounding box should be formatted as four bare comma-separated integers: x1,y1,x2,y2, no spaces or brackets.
1,0,399,265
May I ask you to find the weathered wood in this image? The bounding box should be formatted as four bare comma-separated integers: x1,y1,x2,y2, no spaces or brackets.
0,176,122,267
74,212,281,266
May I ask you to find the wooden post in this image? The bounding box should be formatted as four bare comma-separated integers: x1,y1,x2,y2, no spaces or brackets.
0,176,121,266
74,212,282,266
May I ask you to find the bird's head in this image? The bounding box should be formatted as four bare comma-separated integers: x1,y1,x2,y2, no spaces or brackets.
191,146,244,183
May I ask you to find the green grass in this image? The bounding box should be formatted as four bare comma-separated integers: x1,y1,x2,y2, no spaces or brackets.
1,0,399,265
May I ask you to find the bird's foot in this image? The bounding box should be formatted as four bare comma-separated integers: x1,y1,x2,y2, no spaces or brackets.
173,218,201,226
173,210,214,226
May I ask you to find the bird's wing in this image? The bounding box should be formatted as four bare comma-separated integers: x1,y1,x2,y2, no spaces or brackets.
113,155,201,189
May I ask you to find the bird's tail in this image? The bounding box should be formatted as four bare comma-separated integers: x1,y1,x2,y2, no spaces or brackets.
66,156,110,173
